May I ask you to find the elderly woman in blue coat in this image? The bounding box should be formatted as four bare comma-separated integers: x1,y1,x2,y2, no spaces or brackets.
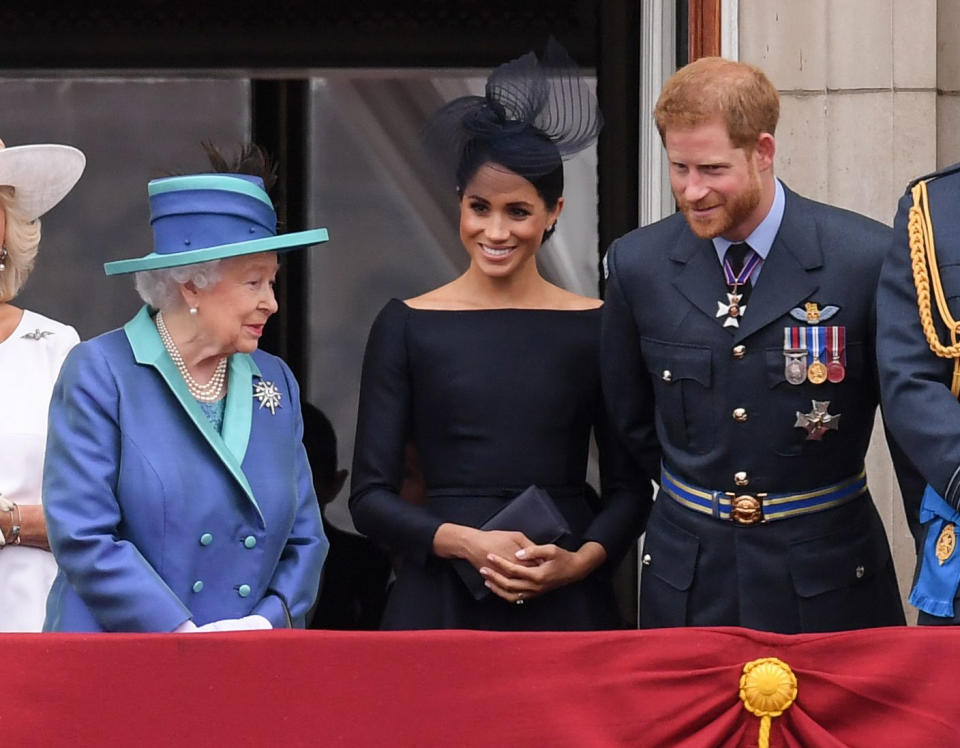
43,151,329,632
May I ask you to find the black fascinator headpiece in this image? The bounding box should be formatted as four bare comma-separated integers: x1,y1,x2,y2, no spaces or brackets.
421,37,602,205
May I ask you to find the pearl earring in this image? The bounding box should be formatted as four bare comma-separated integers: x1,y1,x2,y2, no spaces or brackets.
0,247,7,272
189,306,198,317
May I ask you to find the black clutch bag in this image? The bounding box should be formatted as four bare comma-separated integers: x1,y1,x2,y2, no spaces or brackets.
452,484,572,601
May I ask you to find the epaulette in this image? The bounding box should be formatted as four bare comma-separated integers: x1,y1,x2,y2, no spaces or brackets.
906,161,960,193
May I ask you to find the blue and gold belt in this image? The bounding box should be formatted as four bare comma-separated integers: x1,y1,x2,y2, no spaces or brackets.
659,464,867,524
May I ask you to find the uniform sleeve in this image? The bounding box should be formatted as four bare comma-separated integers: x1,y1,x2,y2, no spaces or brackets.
254,361,329,628
349,301,443,565
877,189,960,516
866,220,925,548
43,343,191,632
582,399,653,566
600,240,663,483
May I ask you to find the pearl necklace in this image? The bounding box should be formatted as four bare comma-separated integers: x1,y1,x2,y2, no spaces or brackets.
155,312,227,402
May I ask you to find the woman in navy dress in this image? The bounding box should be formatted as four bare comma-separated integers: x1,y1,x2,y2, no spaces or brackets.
349,40,650,630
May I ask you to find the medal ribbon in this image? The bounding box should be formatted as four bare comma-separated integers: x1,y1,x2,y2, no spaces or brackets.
828,325,846,364
806,326,826,364
784,326,804,352
722,248,761,288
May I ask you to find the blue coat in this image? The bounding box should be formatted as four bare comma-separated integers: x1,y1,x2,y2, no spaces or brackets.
877,163,960,622
43,306,328,632
601,184,915,633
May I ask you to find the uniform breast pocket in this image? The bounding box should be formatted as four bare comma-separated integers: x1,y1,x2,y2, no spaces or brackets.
788,517,902,631
764,342,865,457
641,338,713,454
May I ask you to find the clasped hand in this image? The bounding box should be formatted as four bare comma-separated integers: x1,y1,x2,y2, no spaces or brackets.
433,524,607,604
479,539,599,603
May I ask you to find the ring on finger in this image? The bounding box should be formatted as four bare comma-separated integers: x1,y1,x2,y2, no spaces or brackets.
515,593,525,606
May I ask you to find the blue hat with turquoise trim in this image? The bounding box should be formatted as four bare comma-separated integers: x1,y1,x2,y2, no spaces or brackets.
103,173,328,276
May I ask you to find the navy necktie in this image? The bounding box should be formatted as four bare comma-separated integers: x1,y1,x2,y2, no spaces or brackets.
724,242,755,308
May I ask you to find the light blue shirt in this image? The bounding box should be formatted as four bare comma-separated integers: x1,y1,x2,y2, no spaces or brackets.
712,178,785,284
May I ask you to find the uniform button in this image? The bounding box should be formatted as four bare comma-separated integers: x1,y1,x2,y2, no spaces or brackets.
733,407,748,422
192,580,204,593
243,535,257,549
734,471,749,487
238,584,251,598
199,533,213,546
732,345,746,359
641,553,652,566
855,565,865,579
662,370,672,382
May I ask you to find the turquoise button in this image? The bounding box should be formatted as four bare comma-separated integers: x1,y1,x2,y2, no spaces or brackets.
243,535,257,549
200,533,213,546
192,580,204,593
238,584,251,598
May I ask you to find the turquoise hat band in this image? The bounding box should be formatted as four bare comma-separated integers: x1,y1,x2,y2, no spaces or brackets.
147,174,273,207
103,228,329,276
105,172,330,278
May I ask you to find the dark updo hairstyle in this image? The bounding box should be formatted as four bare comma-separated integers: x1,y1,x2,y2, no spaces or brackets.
422,37,601,242
454,107,564,213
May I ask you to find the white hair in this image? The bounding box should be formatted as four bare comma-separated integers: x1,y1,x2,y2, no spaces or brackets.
134,260,224,311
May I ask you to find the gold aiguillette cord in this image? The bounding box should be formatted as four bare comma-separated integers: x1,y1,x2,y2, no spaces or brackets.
909,179,960,396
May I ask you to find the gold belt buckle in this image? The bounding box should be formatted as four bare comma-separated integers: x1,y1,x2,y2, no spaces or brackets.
725,492,767,524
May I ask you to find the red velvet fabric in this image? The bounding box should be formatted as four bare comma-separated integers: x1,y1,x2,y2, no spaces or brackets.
8,626,958,747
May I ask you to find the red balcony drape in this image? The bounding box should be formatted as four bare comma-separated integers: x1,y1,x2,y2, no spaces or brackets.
7,626,958,747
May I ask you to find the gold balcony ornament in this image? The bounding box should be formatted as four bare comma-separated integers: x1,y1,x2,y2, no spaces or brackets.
739,657,798,748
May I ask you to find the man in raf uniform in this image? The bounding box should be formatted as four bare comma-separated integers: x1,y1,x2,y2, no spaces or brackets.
601,56,915,633
877,162,960,624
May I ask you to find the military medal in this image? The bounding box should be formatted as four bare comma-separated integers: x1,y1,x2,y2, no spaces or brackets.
795,400,841,440
716,248,761,328
807,362,828,384
806,326,828,384
783,327,808,385
936,523,956,566
826,325,846,383
786,356,807,384
825,325,846,383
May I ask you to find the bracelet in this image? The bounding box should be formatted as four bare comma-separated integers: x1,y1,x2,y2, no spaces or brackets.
0,495,20,547
9,503,21,545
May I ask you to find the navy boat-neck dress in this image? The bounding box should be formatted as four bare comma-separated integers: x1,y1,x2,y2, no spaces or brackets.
349,298,649,630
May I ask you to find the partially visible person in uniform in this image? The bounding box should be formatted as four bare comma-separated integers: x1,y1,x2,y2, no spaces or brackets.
0,138,85,632
303,401,391,630
877,163,960,624
350,39,648,631
601,56,917,633
43,144,328,632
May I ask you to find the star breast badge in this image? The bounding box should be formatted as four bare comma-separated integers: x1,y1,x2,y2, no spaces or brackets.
794,400,840,441
253,379,282,415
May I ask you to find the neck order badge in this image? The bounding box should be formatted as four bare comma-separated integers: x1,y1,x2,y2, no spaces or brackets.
716,244,760,328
